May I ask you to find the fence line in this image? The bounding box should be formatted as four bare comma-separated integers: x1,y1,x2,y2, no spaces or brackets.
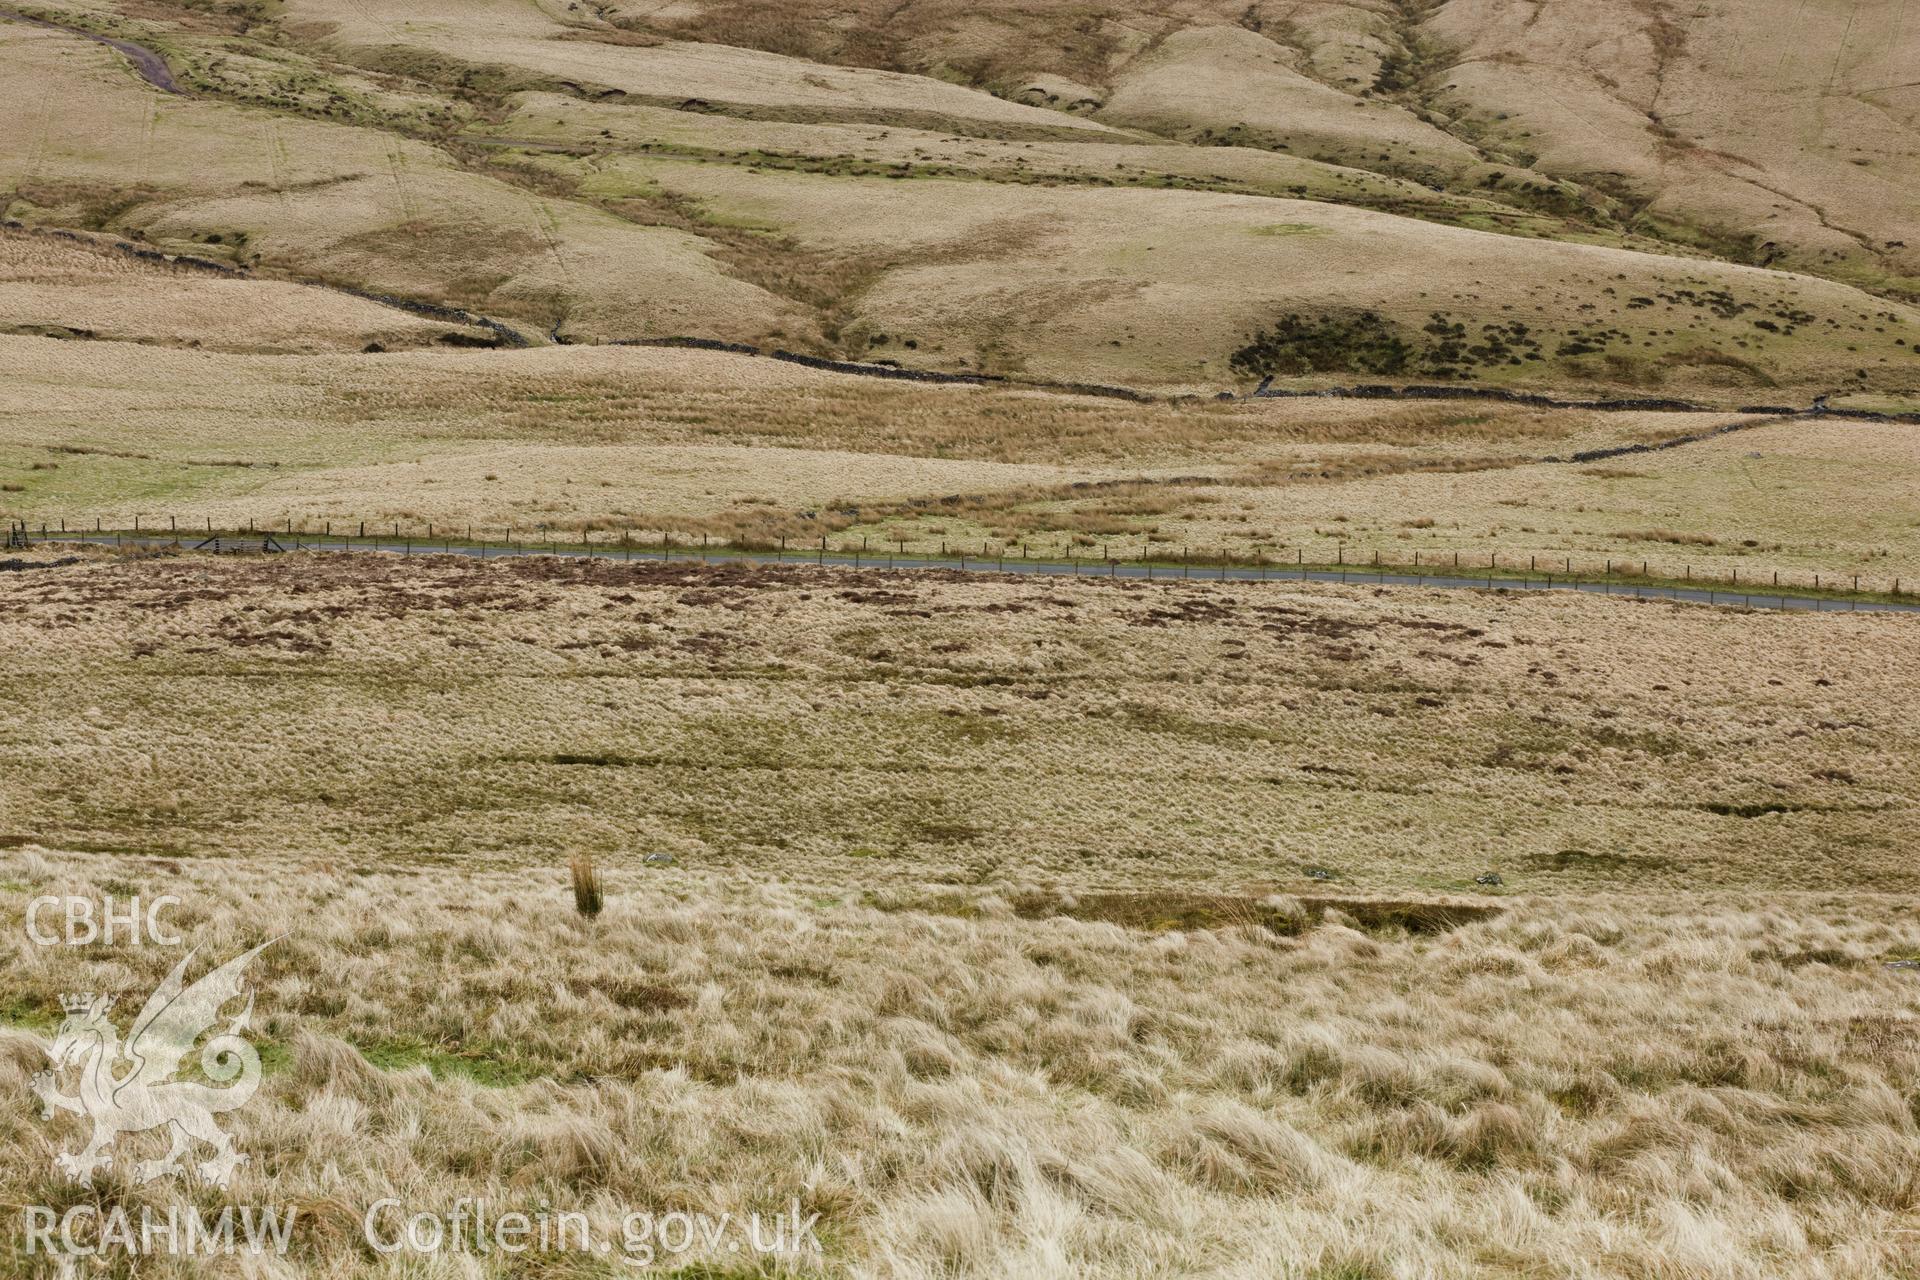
7,516,1914,606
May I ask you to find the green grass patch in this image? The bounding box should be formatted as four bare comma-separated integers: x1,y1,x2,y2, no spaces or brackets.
352,1037,540,1087
0,993,61,1033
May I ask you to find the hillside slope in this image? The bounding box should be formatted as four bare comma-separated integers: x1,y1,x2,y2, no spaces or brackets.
0,0,1916,397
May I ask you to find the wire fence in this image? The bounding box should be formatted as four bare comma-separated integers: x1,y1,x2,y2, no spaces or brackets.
7,515,1915,605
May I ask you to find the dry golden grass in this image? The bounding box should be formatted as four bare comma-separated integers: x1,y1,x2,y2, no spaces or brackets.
5,845,1920,1278
600,0,1920,298
1428,0,1920,296
1045,414,1920,584
0,556,1918,1276
0,20,806,344
2,554,1914,889
7,1,1918,391
511,146,1920,392
477,89,1486,218
0,227,497,351
280,0,1119,134
4,334,1914,585
7,6,1920,1273
1094,24,1479,180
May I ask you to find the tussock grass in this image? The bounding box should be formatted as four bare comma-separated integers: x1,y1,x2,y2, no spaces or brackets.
569,852,604,917
2,844,1917,1277
0,555,1916,1273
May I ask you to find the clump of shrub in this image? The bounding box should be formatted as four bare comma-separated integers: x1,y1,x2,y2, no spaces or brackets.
1230,311,1414,378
